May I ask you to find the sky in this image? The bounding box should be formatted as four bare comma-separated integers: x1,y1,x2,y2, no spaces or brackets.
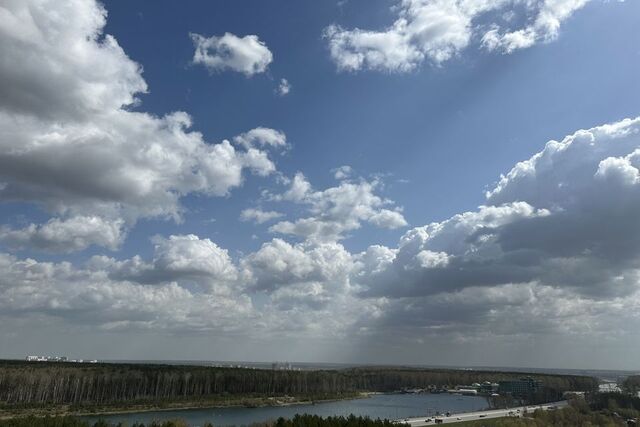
0,0,639,370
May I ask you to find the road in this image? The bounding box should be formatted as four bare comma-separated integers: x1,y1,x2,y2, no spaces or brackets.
395,400,569,425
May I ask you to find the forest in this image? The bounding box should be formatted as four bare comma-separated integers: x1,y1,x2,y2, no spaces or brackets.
0,360,597,410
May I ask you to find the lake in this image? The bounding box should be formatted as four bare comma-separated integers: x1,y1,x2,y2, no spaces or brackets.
82,393,489,426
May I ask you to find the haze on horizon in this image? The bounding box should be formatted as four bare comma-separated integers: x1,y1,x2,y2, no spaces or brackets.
0,0,639,371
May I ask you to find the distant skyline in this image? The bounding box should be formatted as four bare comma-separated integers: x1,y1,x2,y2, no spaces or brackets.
1,0,639,370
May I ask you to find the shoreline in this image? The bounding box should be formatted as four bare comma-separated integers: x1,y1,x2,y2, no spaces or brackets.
0,393,373,420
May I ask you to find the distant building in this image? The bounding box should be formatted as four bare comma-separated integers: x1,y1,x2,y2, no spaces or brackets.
271,361,297,371
479,381,499,394
25,355,89,363
599,383,622,393
498,377,541,398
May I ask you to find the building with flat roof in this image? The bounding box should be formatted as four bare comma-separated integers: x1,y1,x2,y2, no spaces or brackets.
498,377,541,398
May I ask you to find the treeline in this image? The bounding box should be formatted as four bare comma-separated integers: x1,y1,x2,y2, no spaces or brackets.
0,416,193,427
454,407,624,426
273,415,400,427
623,375,640,394
0,360,597,407
0,409,629,427
454,397,632,426
0,414,399,427
590,391,640,418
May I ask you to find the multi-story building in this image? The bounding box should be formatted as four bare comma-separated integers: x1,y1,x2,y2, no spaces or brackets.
498,377,541,398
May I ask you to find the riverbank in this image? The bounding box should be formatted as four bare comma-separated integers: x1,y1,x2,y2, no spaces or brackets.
80,393,489,426
0,392,369,420
0,360,596,422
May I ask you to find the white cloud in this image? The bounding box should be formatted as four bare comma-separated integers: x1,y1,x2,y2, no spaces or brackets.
0,0,283,251
0,234,364,338
277,78,291,96
0,251,252,333
240,208,284,224
481,0,590,53
368,282,640,340
1,0,638,352
0,0,146,121
324,0,592,72
269,173,408,242
3,113,640,344
333,165,353,180
362,117,640,304
233,127,287,149
241,238,354,292
240,238,364,332
103,234,238,294
369,209,409,229
277,172,313,202
191,32,273,76
0,216,124,253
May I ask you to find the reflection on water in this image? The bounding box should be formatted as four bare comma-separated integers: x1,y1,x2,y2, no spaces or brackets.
83,393,489,426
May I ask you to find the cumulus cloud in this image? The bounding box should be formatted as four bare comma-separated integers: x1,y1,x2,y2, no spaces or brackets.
190,32,273,76
0,216,125,253
242,238,353,292
332,165,353,180
3,115,640,343
101,234,238,293
481,0,590,53
277,78,291,96
366,282,640,340
233,127,287,149
0,234,364,337
0,251,253,333
0,0,283,251
324,0,591,72
0,0,146,120
269,173,408,242
361,117,640,307
240,208,284,224
1,0,638,350
240,238,369,333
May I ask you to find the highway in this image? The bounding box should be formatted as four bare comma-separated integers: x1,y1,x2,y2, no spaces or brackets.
395,400,569,425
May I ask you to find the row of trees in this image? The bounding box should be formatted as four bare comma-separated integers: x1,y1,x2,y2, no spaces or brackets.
0,417,193,427
623,375,640,394
0,415,400,427
0,360,598,407
0,408,629,427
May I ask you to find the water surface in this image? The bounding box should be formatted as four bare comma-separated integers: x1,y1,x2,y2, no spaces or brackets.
83,393,488,426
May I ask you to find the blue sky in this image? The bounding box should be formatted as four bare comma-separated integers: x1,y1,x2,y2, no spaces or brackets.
97,0,640,257
1,0,640,369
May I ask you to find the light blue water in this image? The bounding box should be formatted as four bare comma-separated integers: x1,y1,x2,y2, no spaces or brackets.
82,393,488,426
